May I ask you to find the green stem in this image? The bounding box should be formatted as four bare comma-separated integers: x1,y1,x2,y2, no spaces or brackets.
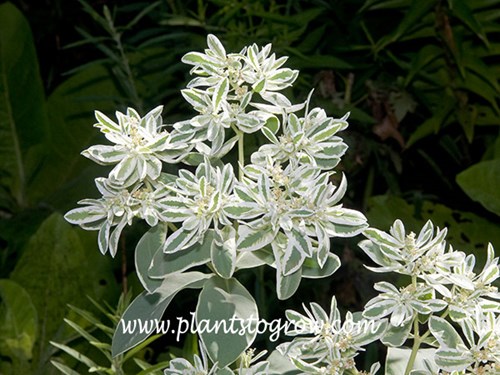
404,316,421,375
237,129,245,181
167,222,178,232
104,6,142,111
404,275,420,375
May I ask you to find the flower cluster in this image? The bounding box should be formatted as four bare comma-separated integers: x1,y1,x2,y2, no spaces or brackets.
64,35,500,374
65,106,192,256
360,219,500,373
164,343,269,375
278,296,385,375
173,34,300,159
225,160,366,275
161,160,235,253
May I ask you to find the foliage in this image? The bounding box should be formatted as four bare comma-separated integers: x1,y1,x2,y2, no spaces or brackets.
50,293,169,375
64,32,500,375
1,0,499,374
0,3,120,374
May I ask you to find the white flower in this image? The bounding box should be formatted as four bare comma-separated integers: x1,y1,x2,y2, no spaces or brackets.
360,219,451,276
252,103,349,170
363,282,446,327
161,160,235,253
279,296,386,375
83,106,191,187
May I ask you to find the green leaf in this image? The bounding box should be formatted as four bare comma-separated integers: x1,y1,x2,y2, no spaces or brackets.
404,45,443,86
449,0,489,47
135,225,167,293
49,341,98,369
0,2,48,208
50,360,80,375
36,63,122,210
381,318,413,347
112,291,173,358
457,159,500,217
429,316,465,349
374,0,436,52
196,276,258,368
0,279,38,360
301,253,341,279
237,225,275,252
267,349,303,374
277,268,302,300
10,213,117,372
112,271,212,357
286,48,353,70
211,227,236,279
406,95,455,148
149,230,213,278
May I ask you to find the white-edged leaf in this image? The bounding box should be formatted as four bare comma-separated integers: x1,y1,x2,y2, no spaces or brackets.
236,225,274,252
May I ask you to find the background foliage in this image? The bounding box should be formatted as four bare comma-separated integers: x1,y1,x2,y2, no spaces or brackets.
0,0,498,373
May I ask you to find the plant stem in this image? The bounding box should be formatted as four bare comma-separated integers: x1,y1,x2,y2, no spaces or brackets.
238,129,245,181
104,6,142,111
404,275,420,375
404,316,421,375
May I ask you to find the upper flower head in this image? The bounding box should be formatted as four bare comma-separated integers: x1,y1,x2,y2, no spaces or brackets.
83,106,191,187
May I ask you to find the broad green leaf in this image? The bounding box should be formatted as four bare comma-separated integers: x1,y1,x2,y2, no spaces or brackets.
112,291,173,358
457,159,500,217
150,230,213,278
0,279,38,360
211,226,236,279
0,2,48,208
301,253,341,279
10,213,117,372
135,225,167,293
196,276,258,368
112,271,212,357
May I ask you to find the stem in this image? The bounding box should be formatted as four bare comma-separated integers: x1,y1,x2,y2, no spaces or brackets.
237,129,245,181
104,6,142,111
167,222,178,232
404,275,420,375
404,316,421,375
